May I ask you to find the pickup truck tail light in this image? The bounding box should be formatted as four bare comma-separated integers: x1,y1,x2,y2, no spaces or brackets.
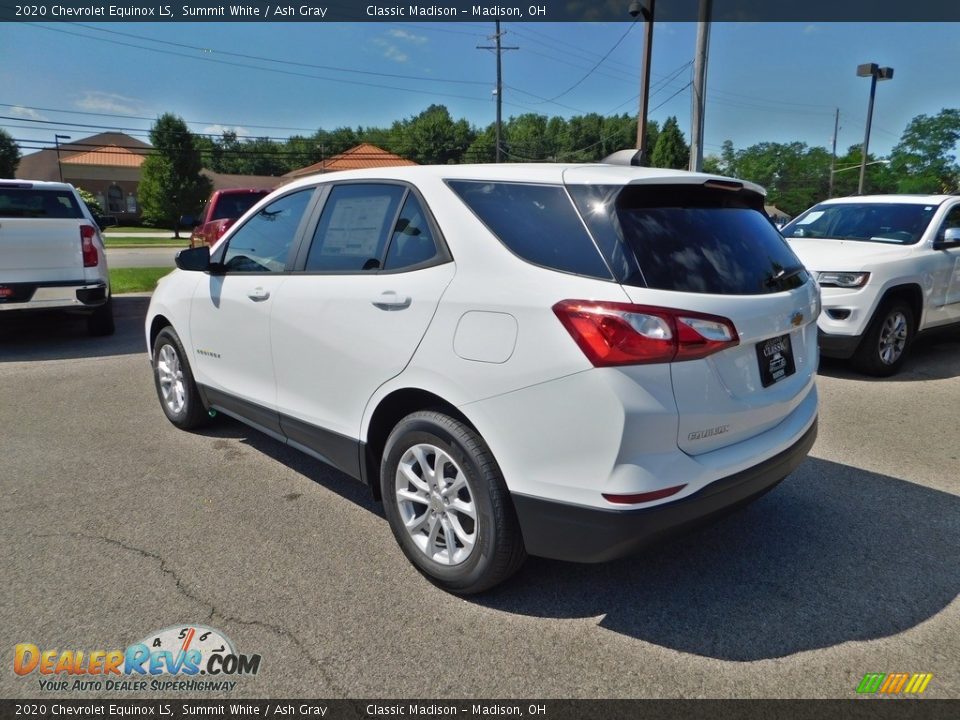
552,300,739,366
80,225,99,267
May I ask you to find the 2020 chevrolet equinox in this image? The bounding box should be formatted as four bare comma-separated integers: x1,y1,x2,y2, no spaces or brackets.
146,163,819,593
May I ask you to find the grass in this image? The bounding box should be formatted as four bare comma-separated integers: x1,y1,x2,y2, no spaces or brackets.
106,225,171,234
109,267,172,294
103,236,188,248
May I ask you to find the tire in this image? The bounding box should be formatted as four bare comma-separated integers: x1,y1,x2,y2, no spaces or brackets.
380,411,526,594
87,296,115,336
852,300,914,376
152,327,210,429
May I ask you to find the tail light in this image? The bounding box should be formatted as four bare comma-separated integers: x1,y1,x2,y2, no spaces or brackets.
553,300,739,366
80,225,99,267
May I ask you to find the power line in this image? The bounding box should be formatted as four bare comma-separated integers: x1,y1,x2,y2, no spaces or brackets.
69,21,489,86
528,20,640,104
22,23,497,107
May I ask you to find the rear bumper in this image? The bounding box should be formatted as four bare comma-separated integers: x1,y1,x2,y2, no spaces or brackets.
818,330,861,359
511,419,817,563
0,281,108,313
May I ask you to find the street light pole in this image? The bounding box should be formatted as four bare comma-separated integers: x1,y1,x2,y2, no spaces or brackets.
629,0,655,166
856,63,893,195
54,134,71,182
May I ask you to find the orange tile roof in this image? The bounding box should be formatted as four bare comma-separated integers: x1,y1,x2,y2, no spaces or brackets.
285,143,416,178
61,145,147,168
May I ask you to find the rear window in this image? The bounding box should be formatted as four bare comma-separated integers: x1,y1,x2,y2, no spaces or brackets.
210,192,270,221
0,188,83,219
569,184,807,295
447,180,612,280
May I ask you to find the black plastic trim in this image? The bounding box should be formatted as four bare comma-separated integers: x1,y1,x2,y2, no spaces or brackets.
197,385,362,482
818,330,861,359
202,386,283,437
280,413,362,480
511,419,818,563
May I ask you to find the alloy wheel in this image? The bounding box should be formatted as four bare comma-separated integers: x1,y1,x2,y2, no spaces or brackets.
394,443,477,565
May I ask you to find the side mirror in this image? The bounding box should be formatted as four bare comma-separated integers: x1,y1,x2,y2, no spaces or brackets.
934,227,960,249
95,215,118,230
175,245,210,272
179,215,201,228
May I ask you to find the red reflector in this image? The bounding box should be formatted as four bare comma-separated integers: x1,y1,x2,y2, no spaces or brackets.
0,286,13,298
603,484,687,505
553,300,738,367
80,224,98,267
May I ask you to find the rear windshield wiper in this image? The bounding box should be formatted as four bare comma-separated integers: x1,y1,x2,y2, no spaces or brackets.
765,267,806,288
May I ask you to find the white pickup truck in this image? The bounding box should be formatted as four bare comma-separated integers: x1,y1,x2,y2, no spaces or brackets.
783,194,960,375
0,180,114,335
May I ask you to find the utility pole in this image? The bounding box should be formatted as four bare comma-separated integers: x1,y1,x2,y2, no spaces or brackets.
629,0,655,165
688,0,712,172
478,20,518,162
828,108,839,197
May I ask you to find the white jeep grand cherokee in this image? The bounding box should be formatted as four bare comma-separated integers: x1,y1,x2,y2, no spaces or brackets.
783,195,960,375
146,164,819,593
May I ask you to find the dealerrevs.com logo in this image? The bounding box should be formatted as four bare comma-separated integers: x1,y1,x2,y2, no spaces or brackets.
14,625,261,693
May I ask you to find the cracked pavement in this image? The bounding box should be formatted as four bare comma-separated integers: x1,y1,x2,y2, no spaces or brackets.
1,296,958,698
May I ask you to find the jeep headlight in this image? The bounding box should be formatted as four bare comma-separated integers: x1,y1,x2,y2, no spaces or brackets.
817,271,870,288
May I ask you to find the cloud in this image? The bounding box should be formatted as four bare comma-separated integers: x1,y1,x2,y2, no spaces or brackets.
74,91,145,115
373,37,409,63
10,106,48,121
387,28,427,45
202,124,251,138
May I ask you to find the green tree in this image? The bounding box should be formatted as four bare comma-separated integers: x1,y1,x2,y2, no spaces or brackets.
390,105,473,165
76,187,104,217
464,124,497,163
831,144,897,198
889,108,960,193
139,114,212,237
0,129,20,177
650,116,689,170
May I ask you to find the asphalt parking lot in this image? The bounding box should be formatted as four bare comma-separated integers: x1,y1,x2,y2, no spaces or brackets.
1,295,958,699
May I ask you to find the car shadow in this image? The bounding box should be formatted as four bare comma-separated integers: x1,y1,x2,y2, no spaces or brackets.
818,325,960,381
0,295,149,362
195,415,383,517
182,417,960,662
470,457,960,661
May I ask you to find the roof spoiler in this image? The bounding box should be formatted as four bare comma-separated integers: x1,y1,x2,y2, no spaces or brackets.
601,149,645,167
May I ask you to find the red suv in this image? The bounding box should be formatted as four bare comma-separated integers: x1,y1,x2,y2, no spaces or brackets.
188,189,271,248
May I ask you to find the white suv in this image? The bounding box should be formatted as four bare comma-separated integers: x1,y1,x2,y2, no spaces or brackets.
146,164,820,593
783,195,960,375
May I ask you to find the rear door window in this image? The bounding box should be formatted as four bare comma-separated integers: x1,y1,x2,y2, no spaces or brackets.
569,184,807,295
447,180,612,280
0,188,83,219
305,184,405,272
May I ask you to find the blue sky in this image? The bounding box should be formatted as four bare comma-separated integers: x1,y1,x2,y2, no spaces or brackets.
1,21,957,161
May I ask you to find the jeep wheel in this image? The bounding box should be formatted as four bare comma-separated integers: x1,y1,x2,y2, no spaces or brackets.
852,301,914,377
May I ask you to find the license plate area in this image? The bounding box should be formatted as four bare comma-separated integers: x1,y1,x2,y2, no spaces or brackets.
756,333,796,388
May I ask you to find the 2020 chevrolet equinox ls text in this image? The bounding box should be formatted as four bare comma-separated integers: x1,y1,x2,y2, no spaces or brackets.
146,163,819,593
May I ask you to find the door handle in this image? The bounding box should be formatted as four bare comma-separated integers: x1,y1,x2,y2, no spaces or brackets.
372,291,411,310
247,287,270,302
